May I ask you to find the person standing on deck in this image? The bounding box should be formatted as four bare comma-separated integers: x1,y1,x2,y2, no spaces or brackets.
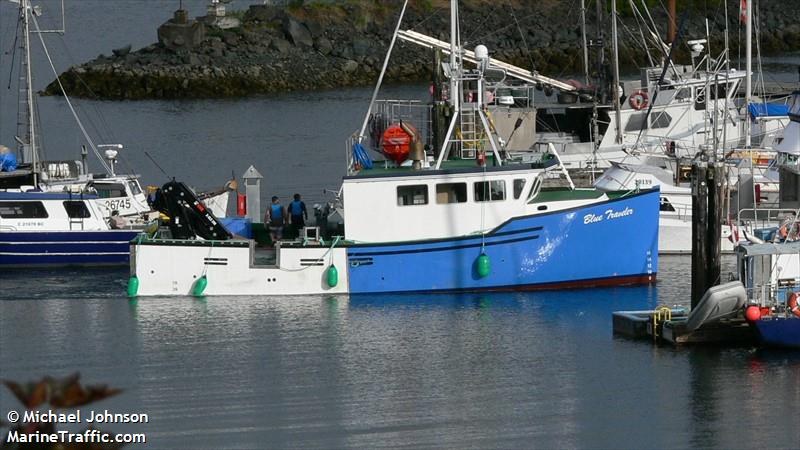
265,196,286,245
289,193,308,234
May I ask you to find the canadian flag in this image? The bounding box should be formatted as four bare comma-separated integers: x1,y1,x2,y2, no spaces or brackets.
740,0,748,24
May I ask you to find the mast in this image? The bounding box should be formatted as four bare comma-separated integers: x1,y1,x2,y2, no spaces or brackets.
580,0,589,85
448,0,459,109
18,0,38,184
435,0,501,169
706,18,718,157
667,0,677,44
744,0,752,148
611,0,622,144
435,0,462,169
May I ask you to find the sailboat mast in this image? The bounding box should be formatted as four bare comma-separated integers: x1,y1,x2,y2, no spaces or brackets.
611,0,622,144
745,0,752,148
580,0,589,85
19,0,37,184
667,0,677,44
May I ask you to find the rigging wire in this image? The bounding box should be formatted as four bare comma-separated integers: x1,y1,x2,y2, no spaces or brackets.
52,36,117,145
407,5,446,33
753,0,767,99
462,2,501,44
30,12,111,174
504,0,537,72
5,12,20,90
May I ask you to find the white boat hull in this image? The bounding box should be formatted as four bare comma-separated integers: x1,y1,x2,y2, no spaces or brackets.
131,241,349,296
658,216,735,254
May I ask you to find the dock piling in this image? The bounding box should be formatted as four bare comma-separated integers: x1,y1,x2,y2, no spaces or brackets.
691,155,724,309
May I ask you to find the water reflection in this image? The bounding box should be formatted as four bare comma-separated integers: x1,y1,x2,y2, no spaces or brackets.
3,261,800,447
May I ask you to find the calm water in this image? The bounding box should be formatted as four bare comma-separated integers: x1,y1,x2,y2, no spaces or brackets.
1,2,800,448
2,257,800,448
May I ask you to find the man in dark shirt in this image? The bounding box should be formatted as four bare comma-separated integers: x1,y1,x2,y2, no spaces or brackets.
288,193,308,234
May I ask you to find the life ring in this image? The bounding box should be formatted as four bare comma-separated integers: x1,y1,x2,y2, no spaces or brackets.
788,292,800,318
629,90,649,110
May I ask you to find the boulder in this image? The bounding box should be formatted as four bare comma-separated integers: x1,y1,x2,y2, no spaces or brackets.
284,18,313,48
222,31,240,46
314,37,333,55
271,38,292,53
342,59,359,73
305,20,324,39
112,44,132,58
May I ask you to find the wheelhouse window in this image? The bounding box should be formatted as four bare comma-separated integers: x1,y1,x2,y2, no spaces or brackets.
624,113,648,132
526,175,543,202
660,197,676,212
513,178,526,199
93,183,126,199
0,201,49,219
650,112,673,129
128,181,142,196
63,201,91,218
676,88,692,101
474,180,506,202
397,185,428,206
436,182,467,204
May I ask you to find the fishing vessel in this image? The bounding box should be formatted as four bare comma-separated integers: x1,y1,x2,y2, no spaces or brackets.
127,0,660,297
739,242,800,349
0,0,141,267
740,90,800,348
0,190,139,267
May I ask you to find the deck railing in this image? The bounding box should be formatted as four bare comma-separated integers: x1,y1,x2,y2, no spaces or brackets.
737,208,800,232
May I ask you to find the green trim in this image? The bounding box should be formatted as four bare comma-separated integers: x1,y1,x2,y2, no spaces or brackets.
348,159,553,179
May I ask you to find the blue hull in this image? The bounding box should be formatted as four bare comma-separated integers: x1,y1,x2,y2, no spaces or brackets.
753,317,800,349
0,230,140,267
346,189,659,294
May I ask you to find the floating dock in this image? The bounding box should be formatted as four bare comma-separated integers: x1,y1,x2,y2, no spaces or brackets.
613,308,757,345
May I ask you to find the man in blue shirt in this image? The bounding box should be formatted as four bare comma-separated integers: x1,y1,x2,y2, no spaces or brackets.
265,196,286,245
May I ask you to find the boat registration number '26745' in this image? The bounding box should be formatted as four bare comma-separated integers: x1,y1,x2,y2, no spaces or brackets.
583,207,634,224
105,199,131,211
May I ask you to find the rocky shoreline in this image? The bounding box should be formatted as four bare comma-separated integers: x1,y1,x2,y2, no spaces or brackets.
44,1,800,100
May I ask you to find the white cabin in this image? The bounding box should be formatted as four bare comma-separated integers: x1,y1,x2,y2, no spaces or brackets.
342,164,601,243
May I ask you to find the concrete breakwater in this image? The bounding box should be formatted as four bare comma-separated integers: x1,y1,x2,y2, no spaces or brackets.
44,1,800,100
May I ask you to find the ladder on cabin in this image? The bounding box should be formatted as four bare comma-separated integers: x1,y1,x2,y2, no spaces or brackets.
458,106,484,159
69,216,85,231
